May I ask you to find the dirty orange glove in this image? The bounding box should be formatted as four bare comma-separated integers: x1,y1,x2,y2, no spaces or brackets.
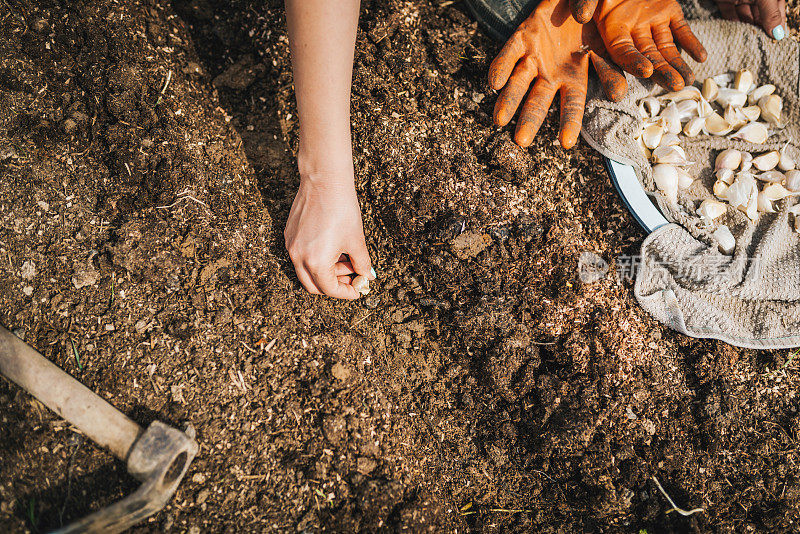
593,0,707,91
489,0,627,149
570,0,599,23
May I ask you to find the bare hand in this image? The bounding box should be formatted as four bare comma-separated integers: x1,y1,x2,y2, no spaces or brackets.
284,168,374,300
715,0,787,40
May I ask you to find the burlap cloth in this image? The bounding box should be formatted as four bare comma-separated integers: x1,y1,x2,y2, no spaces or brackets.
581,1,800,348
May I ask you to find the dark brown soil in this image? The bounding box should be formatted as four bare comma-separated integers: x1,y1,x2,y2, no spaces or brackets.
3,0,800,532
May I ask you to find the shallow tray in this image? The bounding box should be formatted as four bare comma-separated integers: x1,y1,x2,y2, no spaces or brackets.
604,157,669,234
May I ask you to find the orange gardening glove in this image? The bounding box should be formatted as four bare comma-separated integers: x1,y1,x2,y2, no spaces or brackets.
570,0,600,23
489,0,628,149
593,0,708,91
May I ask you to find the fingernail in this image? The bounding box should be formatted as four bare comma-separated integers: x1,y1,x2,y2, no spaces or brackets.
773,25,785,41
370,267,377,279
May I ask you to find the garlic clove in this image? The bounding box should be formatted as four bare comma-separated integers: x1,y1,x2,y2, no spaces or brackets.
716,88,747,108
779,145,796,171
697,199,727,221
677,167,694,190
755,170,785,183
757,191,776,213
651,146,684,166
661,133,681,147
762,182,797,201
661,86,702,102
740,152,754,172
683,116,705,137
697,97,714,118
713,180,729,198
752,150,780,171
640,96,661,118
642,123,664,149
638,101,650,119
702,78,719,101
733,69,754,93
715,149,742,171
652,164,680,203
713,225,736,254
748,84,775,105
675,99,699,121
724,173,756,208
785,170,800,192
352,275,371,295
744,182,760,221
712,72,734,87
741,105,761,122
653,144,689,165
758,94,782,126
706,112,733,136
716,168,735,184
723,105,748,130
728,122,769,144
660,102,682,134
637,135,652,159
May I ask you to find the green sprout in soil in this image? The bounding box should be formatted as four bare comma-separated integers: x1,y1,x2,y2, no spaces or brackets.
28,498,37,529
70,339,83,371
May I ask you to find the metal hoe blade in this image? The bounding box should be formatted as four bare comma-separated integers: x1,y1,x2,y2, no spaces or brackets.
0,325,198,533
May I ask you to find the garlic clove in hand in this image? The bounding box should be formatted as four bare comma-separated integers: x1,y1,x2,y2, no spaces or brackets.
352,275,371,296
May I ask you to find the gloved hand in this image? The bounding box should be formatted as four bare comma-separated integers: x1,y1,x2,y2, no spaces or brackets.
593,0,708,90
489,0,628,149
714,0,787,40
570,0,599,23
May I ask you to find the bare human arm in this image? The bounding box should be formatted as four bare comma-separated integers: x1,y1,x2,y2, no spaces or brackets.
284,0,375,299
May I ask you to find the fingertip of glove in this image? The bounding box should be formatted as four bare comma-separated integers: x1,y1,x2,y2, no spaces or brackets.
513,131,533,148
559,133,577,150
608,82,627,103
573,8,593,24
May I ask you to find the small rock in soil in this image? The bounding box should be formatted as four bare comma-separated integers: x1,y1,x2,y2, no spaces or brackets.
450,231,491,260
357,456,378,475
331,361,350,382
212,55,265,90
72,268,99,289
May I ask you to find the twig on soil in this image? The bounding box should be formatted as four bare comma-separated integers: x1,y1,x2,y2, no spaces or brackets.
58,433,85,526
239,340,259,354
350,311,374,328
156,189,213,215
156,69,172,105
652,475,705,517
487,508,534,513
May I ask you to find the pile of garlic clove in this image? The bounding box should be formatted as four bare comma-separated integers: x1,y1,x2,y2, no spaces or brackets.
637,69,782,154
635,70,798,254
710,147,799,223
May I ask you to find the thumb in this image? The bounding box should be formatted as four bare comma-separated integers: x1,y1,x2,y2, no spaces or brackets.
347,242,375,280
756,0,785,40
570,0,598,24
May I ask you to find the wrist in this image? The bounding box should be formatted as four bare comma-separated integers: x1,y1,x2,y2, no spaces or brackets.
297,146,355,188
